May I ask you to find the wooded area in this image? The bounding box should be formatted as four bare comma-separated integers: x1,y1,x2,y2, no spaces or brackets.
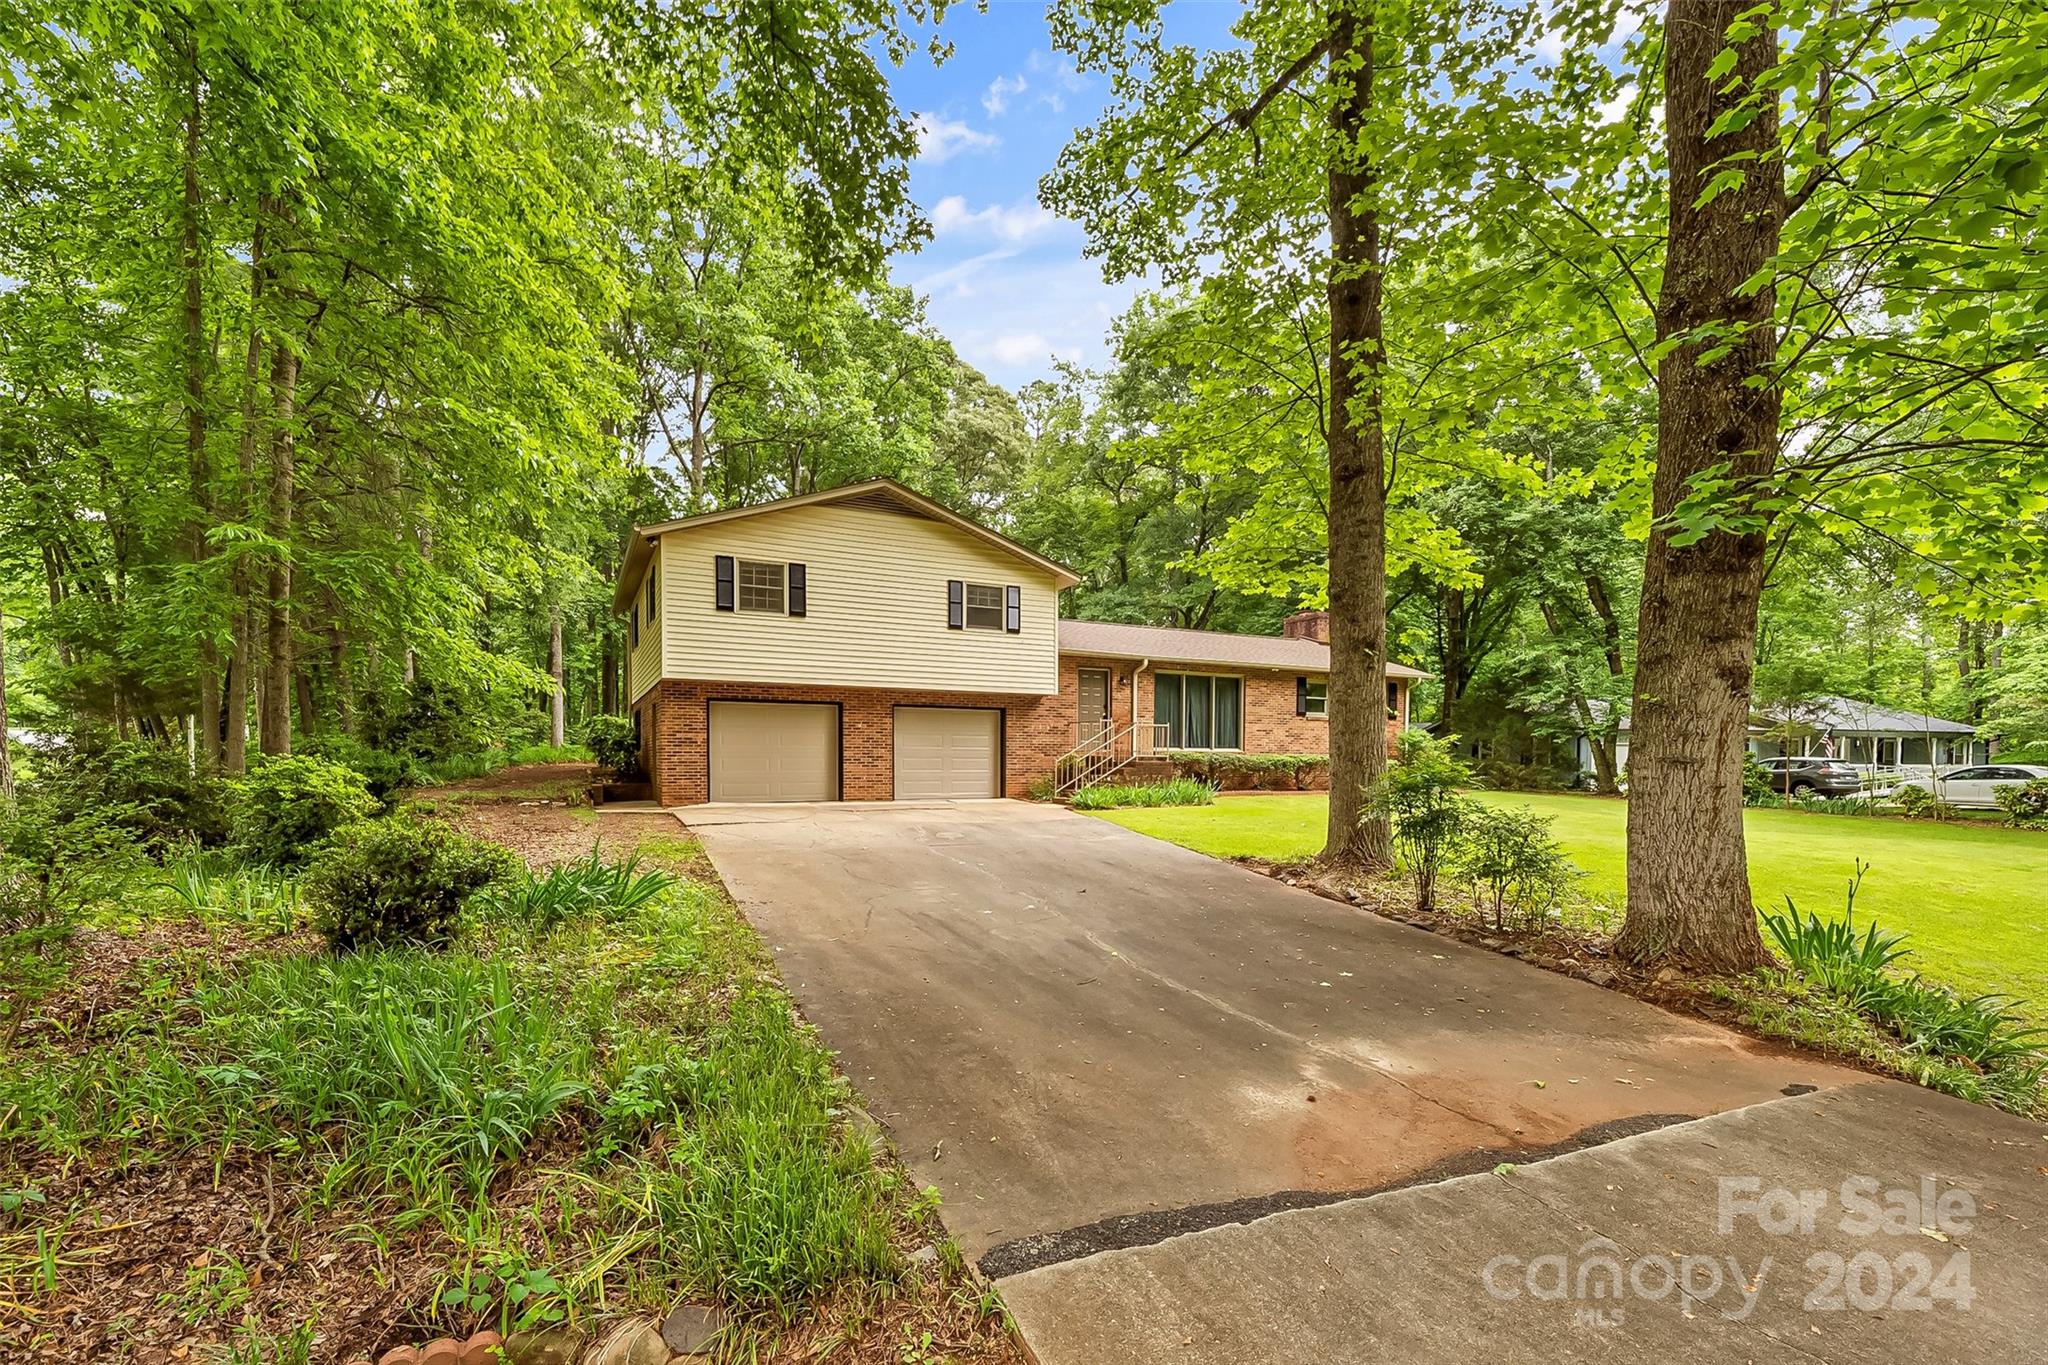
4,0,2046,969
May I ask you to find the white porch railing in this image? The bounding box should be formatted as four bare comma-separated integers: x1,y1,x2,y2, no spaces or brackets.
1054,722,1172,796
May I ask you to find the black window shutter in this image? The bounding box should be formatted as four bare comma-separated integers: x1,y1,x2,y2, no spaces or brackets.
947,579,964,629
787,562,807,617
1296,676,1308,717
1004,584,1021,633
714,555,735,611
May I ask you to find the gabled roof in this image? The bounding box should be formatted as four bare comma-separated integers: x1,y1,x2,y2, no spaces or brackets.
1766,696,1976,736
1598,695,1974,737
1058,619,1429,677
614,479,1079,611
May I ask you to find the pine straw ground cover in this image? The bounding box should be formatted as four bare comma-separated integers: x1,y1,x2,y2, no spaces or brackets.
0,774,1018,1364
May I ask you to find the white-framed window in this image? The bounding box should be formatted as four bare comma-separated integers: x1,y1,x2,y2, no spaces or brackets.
736,559,785,613
1304,679,1328,718
964,582,1004,630
1155,672,1243,750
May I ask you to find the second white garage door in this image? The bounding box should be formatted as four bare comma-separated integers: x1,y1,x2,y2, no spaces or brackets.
893,706,1000,799
708,702,838,802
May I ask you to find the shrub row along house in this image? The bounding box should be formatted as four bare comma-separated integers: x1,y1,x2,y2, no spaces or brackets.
612,480,1423,805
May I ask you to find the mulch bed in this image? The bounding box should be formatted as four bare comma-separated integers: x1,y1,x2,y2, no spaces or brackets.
1239,855,1885,1073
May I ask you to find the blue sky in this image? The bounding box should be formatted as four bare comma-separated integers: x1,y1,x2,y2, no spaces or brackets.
885,2,1239,391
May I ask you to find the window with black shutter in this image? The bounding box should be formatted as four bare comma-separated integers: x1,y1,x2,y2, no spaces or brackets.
714,554,735,611
787,563,807,617
1004,585,1021,633
947,579,964,629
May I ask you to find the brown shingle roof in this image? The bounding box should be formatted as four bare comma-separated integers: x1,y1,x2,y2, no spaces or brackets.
1057,619,1428,677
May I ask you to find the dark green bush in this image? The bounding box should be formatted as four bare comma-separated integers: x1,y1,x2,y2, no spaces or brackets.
306,814,515,949
299,734,425,809
1741,755,1776,805
1471,757,1572,793
582,714,642,779
26,731,229,853
1164,752,1325,790
1994,778,2048,829
230,755,380,867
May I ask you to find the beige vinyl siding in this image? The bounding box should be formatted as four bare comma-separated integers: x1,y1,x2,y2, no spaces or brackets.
627,541,663,703
656,503,1061,695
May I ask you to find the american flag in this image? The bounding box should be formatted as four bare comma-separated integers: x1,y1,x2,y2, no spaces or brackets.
1820,733,1836,758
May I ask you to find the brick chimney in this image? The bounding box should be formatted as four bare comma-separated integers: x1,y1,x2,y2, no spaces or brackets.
1282,610,1331,643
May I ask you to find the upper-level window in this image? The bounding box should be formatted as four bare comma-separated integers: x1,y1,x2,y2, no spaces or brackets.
964,583,1004,630
1304,680,1328,718
737,560,786,613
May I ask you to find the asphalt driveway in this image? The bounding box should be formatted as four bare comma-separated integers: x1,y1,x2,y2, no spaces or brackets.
686,801,1855,1263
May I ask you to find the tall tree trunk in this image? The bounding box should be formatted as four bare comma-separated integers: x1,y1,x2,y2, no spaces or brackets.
179,46,221,764
1615,1,1783,973
259,339,298,755
1321,0,1393,870
1438,585,1466,736
0,606,15,806
329,615,353,735
549,605,566,747
224,220,266,774
600,627,618,715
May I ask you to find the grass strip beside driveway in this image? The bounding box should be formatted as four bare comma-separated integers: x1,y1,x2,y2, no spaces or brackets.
1092,792,2048,1020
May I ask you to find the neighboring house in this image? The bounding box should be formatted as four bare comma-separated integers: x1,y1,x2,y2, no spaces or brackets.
613,479,1424,805
1750,696,1985,770
1572,695,1985,782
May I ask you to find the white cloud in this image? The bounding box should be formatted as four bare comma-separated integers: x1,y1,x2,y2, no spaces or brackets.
909,247,1025,300
987,333,1056,367
930,194,1059,244
912,113,999,164
983,74,1027,117
1027,49,1088,93
1597,83,1637,124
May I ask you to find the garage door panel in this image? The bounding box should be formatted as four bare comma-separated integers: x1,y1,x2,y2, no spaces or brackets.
710,702,838,802
894,707,999,799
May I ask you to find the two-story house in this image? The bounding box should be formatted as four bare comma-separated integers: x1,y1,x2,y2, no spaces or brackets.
612,479,1423,804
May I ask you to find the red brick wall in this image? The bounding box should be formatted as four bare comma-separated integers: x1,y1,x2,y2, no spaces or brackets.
644,678,1072,804
643,663,1408,804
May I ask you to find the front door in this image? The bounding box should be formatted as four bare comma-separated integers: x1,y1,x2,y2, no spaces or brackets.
1078,668,1111,743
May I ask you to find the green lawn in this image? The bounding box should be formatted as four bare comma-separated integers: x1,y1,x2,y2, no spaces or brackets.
1094,792,2048,1017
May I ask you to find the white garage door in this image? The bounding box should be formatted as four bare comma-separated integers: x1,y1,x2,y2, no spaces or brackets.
708,702,838,802
894,707,1000,799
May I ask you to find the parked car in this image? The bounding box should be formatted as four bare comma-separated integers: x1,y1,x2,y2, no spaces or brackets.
1756,756,1866,797
1882,764,2048,810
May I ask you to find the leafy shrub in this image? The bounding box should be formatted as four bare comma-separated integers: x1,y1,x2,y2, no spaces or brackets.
1889,784,1953,820
1,796,156,1040
1164,752,1325,790
1994,778,2048,829
1471,757,1571,792
582,714,643,780
1068,777,1218,810
1456,805,1579,931
509,743,592,766
475,849,676,930
361,677,492,764
1366,730,1473,911
298,734,425,809
1741,755,1776,806
26,731,229,853
1790,792,1885,817
305,814,514,950
230,755,380,867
